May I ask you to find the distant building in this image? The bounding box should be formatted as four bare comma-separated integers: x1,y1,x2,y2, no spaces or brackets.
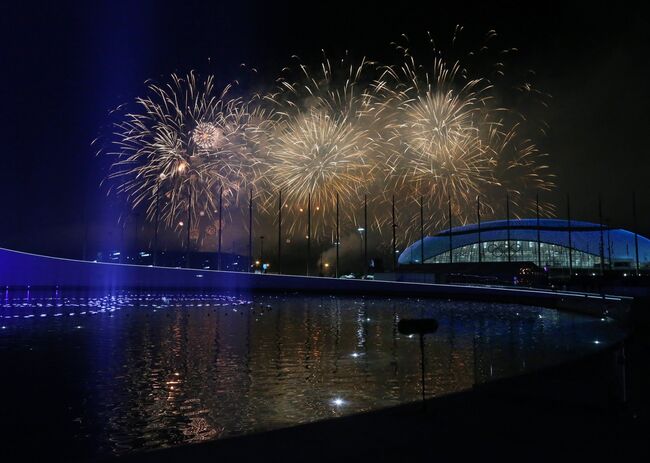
399,219,650,271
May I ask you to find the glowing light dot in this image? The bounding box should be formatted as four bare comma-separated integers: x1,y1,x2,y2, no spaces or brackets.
331,397,346,407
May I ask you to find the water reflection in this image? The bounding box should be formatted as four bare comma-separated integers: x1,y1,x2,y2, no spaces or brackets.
0,291,623,459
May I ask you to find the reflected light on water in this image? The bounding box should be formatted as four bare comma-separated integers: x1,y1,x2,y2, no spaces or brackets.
0,290,625,460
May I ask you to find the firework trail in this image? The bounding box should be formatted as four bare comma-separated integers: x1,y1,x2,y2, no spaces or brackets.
373,29,555,240
107,72,257,242
256,55,381,237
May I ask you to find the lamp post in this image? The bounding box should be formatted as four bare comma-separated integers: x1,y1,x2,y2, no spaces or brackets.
598,195,605,275
477,195,482,263
307,193,311,276
392,195,397,271
536,192,541,267
633,191,640,276
217,185,223,271
249,189,253,273
420,196,425,265
260,235,265,265
278,190,282,274
364,194,368,272
567,193,573,277
505,191,511,263
336,192,340,278
357,227,365,275
153,174,164,266
448,195,453,264
185,183,192,269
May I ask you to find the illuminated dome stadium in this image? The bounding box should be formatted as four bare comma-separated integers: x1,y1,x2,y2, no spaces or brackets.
398,219,650,270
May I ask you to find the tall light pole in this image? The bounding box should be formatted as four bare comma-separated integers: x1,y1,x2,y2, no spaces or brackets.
186,183,192,268
420,196,425,265
217,185,223,271
448,195,453,264
364,194,368,272
153,174,164,266
392,194,397,271
260,235,265,264
336,192,340,278
307,193,311,276
506,191,511,263
566,193,573,277
248,189,253,273
357,226,365,275
598,194,605,275
536,192,542,267
633,191,640,276
278,189,282,274
133,212,139,263
476,196,482,263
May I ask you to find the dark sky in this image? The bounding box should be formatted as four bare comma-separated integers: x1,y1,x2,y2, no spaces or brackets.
1,1,649,258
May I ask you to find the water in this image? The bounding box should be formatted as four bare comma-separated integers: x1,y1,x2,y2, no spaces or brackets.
0,291,624,460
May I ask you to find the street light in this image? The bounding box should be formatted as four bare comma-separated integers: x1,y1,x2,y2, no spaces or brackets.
320,261,330,277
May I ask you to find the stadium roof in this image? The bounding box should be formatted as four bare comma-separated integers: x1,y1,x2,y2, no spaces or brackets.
398,219,650,266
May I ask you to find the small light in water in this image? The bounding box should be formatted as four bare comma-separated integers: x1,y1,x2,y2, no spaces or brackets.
594,340,601,344
350,352,360,358
408,334,414,339
538,314,543,319
331,397,346,407
366,317,371,322
1,326,6,329
75,325,82,329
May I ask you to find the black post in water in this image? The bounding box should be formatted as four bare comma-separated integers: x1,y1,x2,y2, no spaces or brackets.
633,191,640,276
392,195,397,271
336,192,340,278
506,191,511,262
567,193,573,277
448,195,453,264
307,193,311,276
278,189,282,274
217,185,223,271
420,196,425,265
186,185,192,268
536,192,541,267
153,180,161,266
477,196,482,263
598,195,605,276
248,189,253,273
397,318,439,406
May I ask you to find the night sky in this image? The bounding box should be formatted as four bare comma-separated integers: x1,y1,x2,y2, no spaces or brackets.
1,1,649,258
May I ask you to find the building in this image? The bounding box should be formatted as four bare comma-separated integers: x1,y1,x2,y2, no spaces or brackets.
399,219,650,272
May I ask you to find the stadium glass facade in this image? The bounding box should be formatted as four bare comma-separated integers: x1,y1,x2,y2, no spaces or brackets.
399,219,650,270
427,241,600,268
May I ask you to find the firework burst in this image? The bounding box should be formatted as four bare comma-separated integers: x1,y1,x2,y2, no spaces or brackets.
374,30,554,239
107,72,257,239
257,56,380,237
